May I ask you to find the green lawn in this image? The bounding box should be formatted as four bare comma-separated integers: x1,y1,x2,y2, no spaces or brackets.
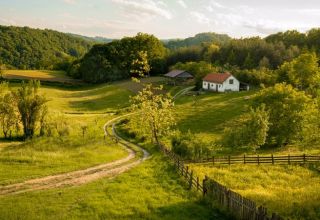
174,91,255,143
3,70,80,84
0,143,227,220
1,82,134,184
0,115,128,185
189,163,320,220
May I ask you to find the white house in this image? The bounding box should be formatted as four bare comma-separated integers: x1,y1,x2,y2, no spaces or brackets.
202,72,241,92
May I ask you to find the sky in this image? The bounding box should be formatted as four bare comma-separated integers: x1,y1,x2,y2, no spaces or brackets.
0,0,320,39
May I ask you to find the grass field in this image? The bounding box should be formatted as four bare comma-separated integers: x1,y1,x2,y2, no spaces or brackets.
1,81,134,184
3,70,82,84
169,90,320,220
0,115,129,185
189,163,320,220
0,78,225,219
0,153,227,220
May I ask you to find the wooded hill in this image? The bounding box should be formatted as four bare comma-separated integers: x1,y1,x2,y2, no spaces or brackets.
164,32,231,49
0,25,92,70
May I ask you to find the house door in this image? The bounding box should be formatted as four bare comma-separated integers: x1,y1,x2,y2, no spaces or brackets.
216,84,218,92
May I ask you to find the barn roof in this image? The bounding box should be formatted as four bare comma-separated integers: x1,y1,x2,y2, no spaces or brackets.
203,72,232,84
164,70,193,78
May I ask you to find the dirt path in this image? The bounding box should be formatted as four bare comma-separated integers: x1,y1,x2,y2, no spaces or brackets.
0,114,149,196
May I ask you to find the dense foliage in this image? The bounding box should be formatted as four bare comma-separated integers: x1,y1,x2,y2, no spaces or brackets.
252,83,318,147
69,33,166,83
130,84,175,144
0,25,92,70
167,28,320,72
0,80,47,139
222,105,270,150
165,32,231,50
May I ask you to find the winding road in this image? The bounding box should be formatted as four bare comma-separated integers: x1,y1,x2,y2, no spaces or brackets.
0,86,192,196
0,114,149,196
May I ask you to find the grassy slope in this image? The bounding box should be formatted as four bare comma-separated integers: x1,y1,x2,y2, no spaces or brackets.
0,78,226,219
189,163,320,220
174,91,255,144
0,143,226,220
3,70,80,84
0,82,133,185
172,91,320,219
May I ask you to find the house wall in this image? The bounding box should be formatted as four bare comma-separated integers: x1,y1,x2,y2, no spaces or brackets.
222,76,240,92
202,75,240,92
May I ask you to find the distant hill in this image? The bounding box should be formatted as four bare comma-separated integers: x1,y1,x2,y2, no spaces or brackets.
164,32,231,49
0,25,92,69
68,33,115,44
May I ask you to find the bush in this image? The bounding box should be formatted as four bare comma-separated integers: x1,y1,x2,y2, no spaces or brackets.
171,131,212,160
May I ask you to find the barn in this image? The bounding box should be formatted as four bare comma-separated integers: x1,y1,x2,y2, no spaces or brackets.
164,69,193,85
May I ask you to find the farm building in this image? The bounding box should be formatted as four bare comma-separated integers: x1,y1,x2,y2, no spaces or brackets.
164,69,193,85
164,70,193,79
202,72,248,92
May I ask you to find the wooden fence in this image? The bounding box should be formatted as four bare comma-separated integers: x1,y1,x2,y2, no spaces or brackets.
159,145,284,220
183,154,320,166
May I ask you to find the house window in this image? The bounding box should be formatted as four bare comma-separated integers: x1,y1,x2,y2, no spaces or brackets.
229,79,234,84
219,85,221,88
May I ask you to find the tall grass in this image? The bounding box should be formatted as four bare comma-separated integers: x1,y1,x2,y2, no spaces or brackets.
189,163,320,220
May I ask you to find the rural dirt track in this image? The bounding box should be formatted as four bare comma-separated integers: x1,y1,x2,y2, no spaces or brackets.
0,114,149,196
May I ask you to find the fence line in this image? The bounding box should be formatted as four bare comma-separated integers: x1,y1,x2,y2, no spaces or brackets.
159,145,284,220
183,154,320,166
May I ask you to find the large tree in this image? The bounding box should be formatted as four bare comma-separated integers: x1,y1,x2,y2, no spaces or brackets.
277,52,320,91
130,84,175,144
14,80,47,138
253,83,317,146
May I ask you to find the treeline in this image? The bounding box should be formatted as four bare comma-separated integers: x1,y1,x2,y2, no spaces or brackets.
167,29,320,69
164,32,231,49
68,33,166,83
0,25,92,70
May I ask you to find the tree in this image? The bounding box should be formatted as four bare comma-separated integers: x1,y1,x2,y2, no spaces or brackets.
130,51,151,77
259,56,270,69
14,80,47,138
0,92,18,139
253,83,317,146
222,105,269,150
130,84,175,144
277,52,320,91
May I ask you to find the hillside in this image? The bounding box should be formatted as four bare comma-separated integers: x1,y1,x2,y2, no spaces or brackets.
68,33,115,44
165,32,231,49
0,25,92,69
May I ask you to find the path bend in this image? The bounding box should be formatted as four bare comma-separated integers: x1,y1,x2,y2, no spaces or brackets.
0,113,149,196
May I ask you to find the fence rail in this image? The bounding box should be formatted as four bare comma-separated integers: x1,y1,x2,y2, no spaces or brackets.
183,154,320,165
159,145,284,220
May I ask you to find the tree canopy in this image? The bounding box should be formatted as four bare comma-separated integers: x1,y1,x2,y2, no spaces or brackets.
0,25,92,70
70,33,166,83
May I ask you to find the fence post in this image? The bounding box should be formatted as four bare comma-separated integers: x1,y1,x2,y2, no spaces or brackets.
303,153,306,164
213,156,215,165
185,166,189,178
196,177,200,191
189,170,193,189
288,154,291,165
228,155,231,165
203,176,208,196
244,154,246,164
257,155,260,165
272,154,274,165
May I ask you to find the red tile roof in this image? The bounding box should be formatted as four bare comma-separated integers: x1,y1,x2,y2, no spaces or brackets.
203,72,232,84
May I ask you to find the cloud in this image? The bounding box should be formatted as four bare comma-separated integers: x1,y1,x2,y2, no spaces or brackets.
63,0,77,5
190,11,210,25
177,0,187,9
111,0,172,20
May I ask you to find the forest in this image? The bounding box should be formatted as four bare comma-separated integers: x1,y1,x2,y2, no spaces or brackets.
0,25,92,70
